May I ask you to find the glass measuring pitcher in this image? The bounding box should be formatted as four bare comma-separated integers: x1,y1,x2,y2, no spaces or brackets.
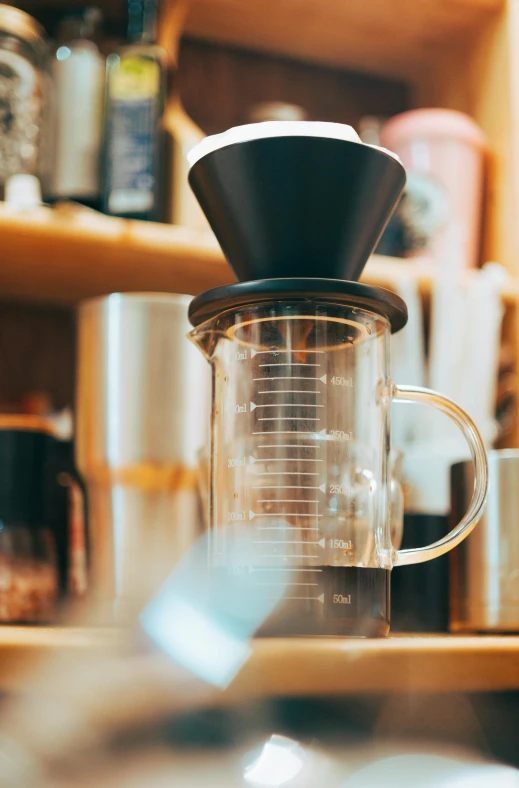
189,281,487,637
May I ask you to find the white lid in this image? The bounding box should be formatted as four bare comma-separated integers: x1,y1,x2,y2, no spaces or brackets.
5,173,42,208
187,121,400,168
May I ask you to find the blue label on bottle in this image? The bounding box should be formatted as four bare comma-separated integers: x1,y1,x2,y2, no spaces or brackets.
107,97,158,214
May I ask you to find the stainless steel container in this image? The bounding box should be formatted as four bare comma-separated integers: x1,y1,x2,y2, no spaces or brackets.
76,293,209,619
450,450,519,632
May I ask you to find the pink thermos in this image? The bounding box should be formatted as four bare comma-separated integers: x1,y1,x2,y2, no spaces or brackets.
380,108,487,270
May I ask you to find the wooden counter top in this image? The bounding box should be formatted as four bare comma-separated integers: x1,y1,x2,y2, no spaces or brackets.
0,628,518,698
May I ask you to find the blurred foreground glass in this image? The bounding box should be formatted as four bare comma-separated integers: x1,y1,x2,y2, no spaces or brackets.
190,299,487,636
343,753,519,787
141,529,287,688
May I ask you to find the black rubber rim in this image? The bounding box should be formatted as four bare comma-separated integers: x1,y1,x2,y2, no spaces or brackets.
188,278,408,333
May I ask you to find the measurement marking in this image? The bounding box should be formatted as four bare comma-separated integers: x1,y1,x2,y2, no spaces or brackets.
255,471,319,476
253,403,324,408
254,376,326,382
251,510,321,518
257,499,319,503
253,431,317,436
258,526,319,531
252,349,324,355
255,582,318,586
252,568,322,572
258,417,320,422
258,390,321,395
259,444,317,449
253,484,326,491
259,362,320,367
252,512,322,517
255,459,322,464
255,555,319,559
254,536,325,545
254,541,323,546
267,594,325,603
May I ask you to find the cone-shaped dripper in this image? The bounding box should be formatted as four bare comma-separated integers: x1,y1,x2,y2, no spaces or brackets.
188,122,406,282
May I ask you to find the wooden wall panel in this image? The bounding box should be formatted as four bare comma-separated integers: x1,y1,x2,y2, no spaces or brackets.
0,303,75,412
178,37,411,135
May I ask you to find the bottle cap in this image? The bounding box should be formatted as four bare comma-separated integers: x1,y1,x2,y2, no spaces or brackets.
5,174,42,209
245,102,309,123
381,108,488,150
56,6,103,43
127,0,158,43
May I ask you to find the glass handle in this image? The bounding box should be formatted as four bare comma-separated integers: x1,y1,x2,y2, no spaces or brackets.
392,384,488,567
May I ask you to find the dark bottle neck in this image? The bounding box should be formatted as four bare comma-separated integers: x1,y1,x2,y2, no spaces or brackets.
127,0,158,43
57,7,103,45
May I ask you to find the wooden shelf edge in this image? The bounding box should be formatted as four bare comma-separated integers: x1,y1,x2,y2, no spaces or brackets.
0,209,231,304
0,209,516,306
1,630,519,698
227,635,519,698
0,626,117,650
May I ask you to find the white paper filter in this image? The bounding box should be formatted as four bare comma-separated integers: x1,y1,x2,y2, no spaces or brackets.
187,120,400,168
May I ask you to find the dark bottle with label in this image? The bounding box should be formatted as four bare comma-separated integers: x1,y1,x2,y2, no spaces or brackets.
102,0,166,221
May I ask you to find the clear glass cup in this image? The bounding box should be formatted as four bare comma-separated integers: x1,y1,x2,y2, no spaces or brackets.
0,523,58,624
190,299,487,636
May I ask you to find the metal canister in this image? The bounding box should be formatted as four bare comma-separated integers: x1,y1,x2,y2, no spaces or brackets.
0,5,47,189
75,293,210,620
450,450,519,632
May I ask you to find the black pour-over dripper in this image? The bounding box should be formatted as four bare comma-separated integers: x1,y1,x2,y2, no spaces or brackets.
188,128,406,283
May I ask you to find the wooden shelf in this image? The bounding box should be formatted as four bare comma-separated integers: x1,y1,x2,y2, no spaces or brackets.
2,629,519,698
0,208,515,307
0,208,230,305
230,636,519,697
184,0,504,79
